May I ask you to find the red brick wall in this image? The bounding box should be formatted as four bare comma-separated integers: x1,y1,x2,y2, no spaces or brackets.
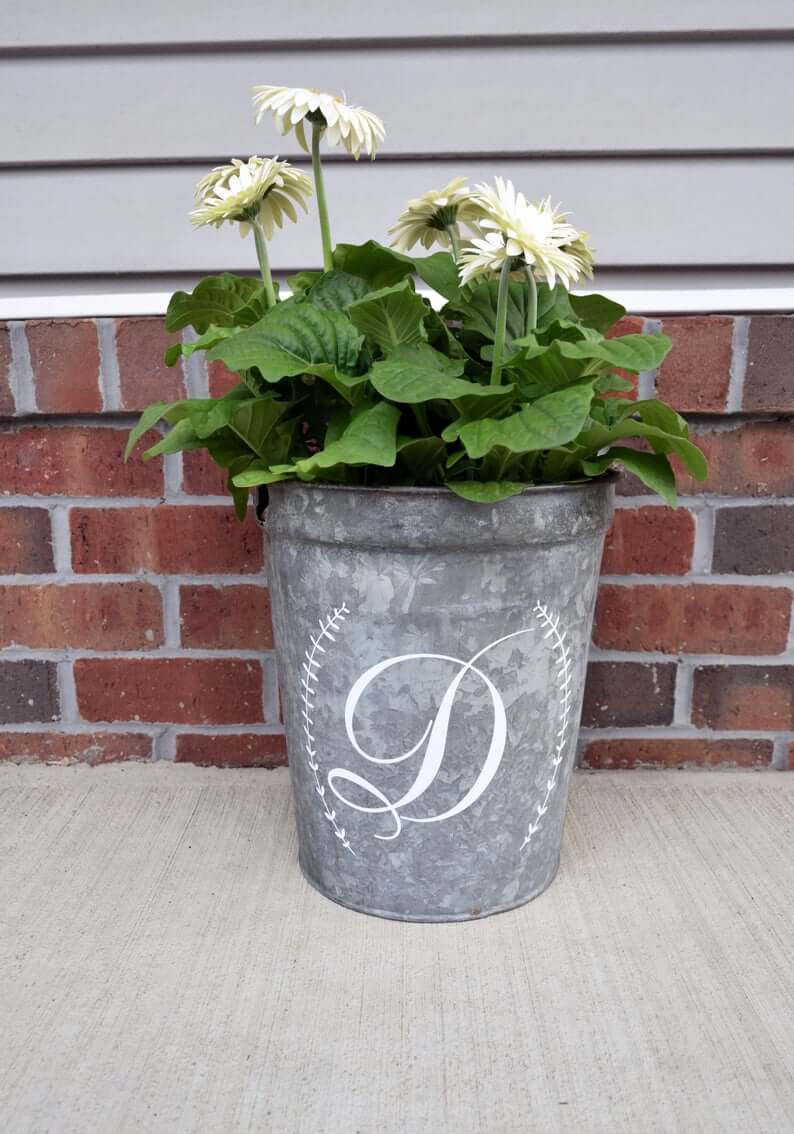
1,313,792,770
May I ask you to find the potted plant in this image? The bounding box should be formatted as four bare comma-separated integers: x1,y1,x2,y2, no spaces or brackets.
127,86,707,921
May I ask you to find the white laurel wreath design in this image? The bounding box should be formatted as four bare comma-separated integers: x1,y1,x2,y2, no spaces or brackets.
304,599,574,856
302,603,355,856
521,601,575,850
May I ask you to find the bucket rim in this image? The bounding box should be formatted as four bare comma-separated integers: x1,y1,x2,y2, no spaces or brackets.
267,470,619,500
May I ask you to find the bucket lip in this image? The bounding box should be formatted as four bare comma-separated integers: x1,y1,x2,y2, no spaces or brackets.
269,471,619,500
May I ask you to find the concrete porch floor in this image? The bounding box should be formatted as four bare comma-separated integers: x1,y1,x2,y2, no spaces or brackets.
0,765,792,1133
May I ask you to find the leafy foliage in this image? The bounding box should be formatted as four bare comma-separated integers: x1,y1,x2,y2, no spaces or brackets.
207,302,363,377
348,281,429,352
128,245,706,513
165,274,269,333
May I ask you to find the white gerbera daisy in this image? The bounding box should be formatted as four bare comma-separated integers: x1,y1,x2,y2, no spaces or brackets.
252,85,385,160
189,156,313,239
462,178,594,288
458,232,515,286
388,177,482,253
194,157,249,202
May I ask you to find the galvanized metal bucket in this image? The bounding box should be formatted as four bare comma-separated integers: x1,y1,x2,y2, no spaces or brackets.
266,478,615,922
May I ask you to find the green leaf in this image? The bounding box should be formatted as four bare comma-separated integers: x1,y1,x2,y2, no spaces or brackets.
441,388,517,443
305,270,371,311
142,417,204,459
396,437,447,483
228,398,291,461
227,457,253,520
532,318,595,347
127,386,261,461
535,283,577,328
286,270,323,296
552,333,672,373
164,325,237,367
458,381,595,459
231,462,297,488
321,407,352,447
125,401,182,460
445,481,530,503
508,339,587,394
582,447,677,506
578,418,707,480
368,343,498,403
569,292,626,333
206,430,256,469
207,304,364,381
296,402,401,475
126,397,229,460
165,274,265,333
410,252,462,302
455,281,571,339
594,373,635,394
332,240,415,289
188,386,253,439
631,398,689,437
309,367,372,404
449,280,529,346
348,281,428,353
445,449,470,472
597,397,637,426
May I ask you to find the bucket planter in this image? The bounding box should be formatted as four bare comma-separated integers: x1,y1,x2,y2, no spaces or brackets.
127,83,707,921
267,479,613,920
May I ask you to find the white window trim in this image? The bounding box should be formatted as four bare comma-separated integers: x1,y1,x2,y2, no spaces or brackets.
0,288,792,320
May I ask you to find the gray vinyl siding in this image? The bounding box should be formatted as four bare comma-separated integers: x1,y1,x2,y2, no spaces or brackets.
2,2,793,289
6,1,794,46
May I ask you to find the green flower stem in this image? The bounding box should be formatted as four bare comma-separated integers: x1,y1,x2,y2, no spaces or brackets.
447,224,461,263
252,222,277,308
490,258,512,386
525,265,538,336
311,122,334,272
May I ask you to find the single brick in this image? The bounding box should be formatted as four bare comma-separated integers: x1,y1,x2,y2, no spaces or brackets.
181,449,228,496
0,731,153,764
25,319,102,413
581,738,773,770
712,506,794,575
0,322,13,414
0,661,59,723
582,661,676,727
180,585,273,649
71,506,263,574
0,508,54,573
655,316,734,413
692,666,794,730
175,732,287,768
0,584,162,650
0,426,164,496
75,658,265,724
604,315,645,400
593,584,791,655
675,422,794,498
744,315,794,412
207,359,240,398
115,317,186,410
601,506,694,575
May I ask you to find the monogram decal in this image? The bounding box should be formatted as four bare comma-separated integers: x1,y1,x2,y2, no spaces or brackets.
302,601,574,856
